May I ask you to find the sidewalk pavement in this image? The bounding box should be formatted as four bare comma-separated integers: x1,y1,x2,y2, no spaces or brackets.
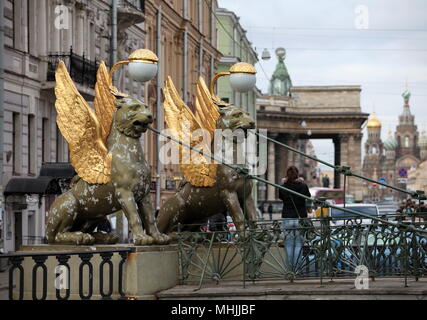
157,278,427,300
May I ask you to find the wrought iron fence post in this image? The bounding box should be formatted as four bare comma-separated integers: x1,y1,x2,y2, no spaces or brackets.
177,222,184,284
99,252,114,300
55,255,71,300
9,256,24,300
411,230,419,282
243,218,246,289
318,198,329,286
78,252,94,300
402,228,409,288
196,232,215,291
118,251,130,300
31,255,48,300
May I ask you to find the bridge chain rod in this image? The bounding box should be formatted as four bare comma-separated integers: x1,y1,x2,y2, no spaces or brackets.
147,126,427,235
256,132,420,198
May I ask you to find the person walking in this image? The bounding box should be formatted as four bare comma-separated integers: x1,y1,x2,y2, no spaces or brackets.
279,166,311,271
267,203,273,220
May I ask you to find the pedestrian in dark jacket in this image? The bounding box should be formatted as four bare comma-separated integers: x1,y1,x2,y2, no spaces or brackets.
279,166,311,218
278,166,311,271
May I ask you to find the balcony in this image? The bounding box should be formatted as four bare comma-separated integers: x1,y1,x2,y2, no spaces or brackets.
119,0,145,12
46,47,98,88
118,0,145,29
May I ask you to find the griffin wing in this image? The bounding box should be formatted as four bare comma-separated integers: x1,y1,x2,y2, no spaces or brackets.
194,77,220,138
163,76,217,187
55,61,112,184
94,61,116,142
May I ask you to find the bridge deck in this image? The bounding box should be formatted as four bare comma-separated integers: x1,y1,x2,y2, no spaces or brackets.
157,278,427,300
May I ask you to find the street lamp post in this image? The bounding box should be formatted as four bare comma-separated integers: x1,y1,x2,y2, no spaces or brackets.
109,49,159,86
107,48,159,242
209,61,258,209
209,62,257,104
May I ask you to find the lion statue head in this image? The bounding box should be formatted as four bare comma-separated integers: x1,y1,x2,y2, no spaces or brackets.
216,105,256,132
114,97,154,138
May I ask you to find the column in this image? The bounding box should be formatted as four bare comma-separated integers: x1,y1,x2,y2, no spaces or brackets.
339,133,350,168
349,133,363,201
51,0,61,53
277,134,289,181
287,134,298,167
333,136,341,189
38,0,47,55
267,135,276,200
75,6,85,55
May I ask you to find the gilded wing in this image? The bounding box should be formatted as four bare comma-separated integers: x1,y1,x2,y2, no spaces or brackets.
194,77,220,138
94,61,116,142
163,76,217,187
55,61,112,184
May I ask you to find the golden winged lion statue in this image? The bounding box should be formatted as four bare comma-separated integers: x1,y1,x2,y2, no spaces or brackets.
45,61,169,245
156,76,257,234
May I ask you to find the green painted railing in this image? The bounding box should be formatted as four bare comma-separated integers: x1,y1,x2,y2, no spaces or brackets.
177,217,426,288
147,125,427,288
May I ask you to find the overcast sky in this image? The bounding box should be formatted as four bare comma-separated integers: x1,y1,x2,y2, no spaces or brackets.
218,0,427,169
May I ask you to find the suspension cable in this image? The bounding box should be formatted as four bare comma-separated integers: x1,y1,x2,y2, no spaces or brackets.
255,132,420,198
147,126,427,234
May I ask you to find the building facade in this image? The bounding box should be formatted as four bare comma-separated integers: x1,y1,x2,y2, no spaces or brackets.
0,0,222,252
362,90,425,201
215,7,258,120
0,0,151,252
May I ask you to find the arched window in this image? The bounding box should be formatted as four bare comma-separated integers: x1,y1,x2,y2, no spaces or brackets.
405,136,410,148
371,146,377,154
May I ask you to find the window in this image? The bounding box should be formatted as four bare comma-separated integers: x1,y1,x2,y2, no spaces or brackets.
12,113,21,175
56,125,61,162
28,114,36,174
404,136,410,148
42,117,49,163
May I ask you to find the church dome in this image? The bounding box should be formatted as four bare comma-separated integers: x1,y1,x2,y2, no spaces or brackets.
384,131,397,150
367,112,381,129
402,90,411,101
419,131,427,149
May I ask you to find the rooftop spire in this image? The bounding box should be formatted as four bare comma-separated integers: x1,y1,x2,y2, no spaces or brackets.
269,47,292,96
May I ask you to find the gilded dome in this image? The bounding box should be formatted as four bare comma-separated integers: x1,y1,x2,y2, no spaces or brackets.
419,131,427,149
367,112,381,129
384,131,397,150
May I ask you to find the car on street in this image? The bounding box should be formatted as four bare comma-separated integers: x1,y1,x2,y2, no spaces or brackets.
315,203,380,226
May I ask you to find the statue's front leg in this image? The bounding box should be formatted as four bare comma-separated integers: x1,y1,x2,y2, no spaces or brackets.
115,188,153,245
244,192,257,223
138,195,170,244
220,189,245,232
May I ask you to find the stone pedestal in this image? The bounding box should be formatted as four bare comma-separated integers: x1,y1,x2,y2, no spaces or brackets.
13,244,179,300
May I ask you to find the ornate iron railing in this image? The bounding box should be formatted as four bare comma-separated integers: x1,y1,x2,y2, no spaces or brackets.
47,47,98,88
0,248,133,300
119,0,145,12
177,217,427,289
